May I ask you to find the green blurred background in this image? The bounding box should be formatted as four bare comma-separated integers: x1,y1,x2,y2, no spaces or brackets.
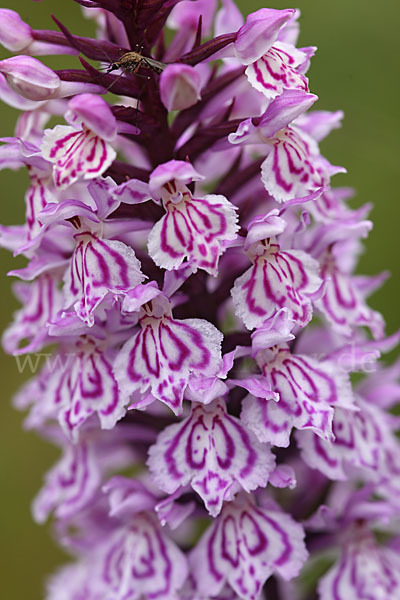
0,0,398,598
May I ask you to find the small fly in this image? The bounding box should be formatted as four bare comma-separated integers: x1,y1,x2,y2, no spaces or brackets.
105,51,166,76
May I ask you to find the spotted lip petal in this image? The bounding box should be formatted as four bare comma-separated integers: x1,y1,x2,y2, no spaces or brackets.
41,124,117,189
32,439,101,523
228,89,332,202
2,273,63,355
148,192,239,276
297,396,400,482
114,296,223,414
245,42,309,100
231,239,322,330
315,251,385,340
98,513,188,600
147,398,275,516
229,91,338,204
190,493,308,600
43,338,127,440
318,534,400,600
63,227,145,327
261,125,327,203
147,159,239,275
241,345,354,447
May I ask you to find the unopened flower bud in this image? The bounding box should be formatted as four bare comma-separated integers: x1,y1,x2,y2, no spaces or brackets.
0,9,33,51
160,64,201,111
0,56,105,101
0,56,60,101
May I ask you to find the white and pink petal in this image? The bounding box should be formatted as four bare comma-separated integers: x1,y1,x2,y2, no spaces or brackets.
3,273,63,355
315,255,385,339
318,538,400,600
41,124,116,189
246,42,309,100
147,398,275,516
241,346,354,447
98,515,188,600
261,126,326,203
63,233,145,326
231,243,321,330
114,300,223,414
148,193,239,276
297,397,399,482
44,339,127,440
190,494,308,600
32,439,101,523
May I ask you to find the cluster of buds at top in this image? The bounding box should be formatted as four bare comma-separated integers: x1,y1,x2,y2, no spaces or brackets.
0,1,399,599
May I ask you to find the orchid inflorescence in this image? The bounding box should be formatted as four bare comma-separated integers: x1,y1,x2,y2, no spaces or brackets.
0,1,399,599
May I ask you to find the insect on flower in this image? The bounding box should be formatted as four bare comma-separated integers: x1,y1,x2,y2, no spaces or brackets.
105,51,166,76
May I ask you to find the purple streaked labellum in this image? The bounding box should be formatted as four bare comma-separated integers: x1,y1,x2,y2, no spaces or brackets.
2,272,63,355
41,93,121,189
33,430,137,524
63,230,145,326
41,124,116,189
147,398,275,516
231,217,322,330
33,438,101,523
240,344,354,447
190,493,308,600
47,508,189,599
41,336,127,440
97,513,188,600
229,90,345,203
147,160,239,276
297,396,400,483
260,124,330,202
245,41,309,100
318,532,400,600
36,199,146,326
114,293,223,414
315,248,385,339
